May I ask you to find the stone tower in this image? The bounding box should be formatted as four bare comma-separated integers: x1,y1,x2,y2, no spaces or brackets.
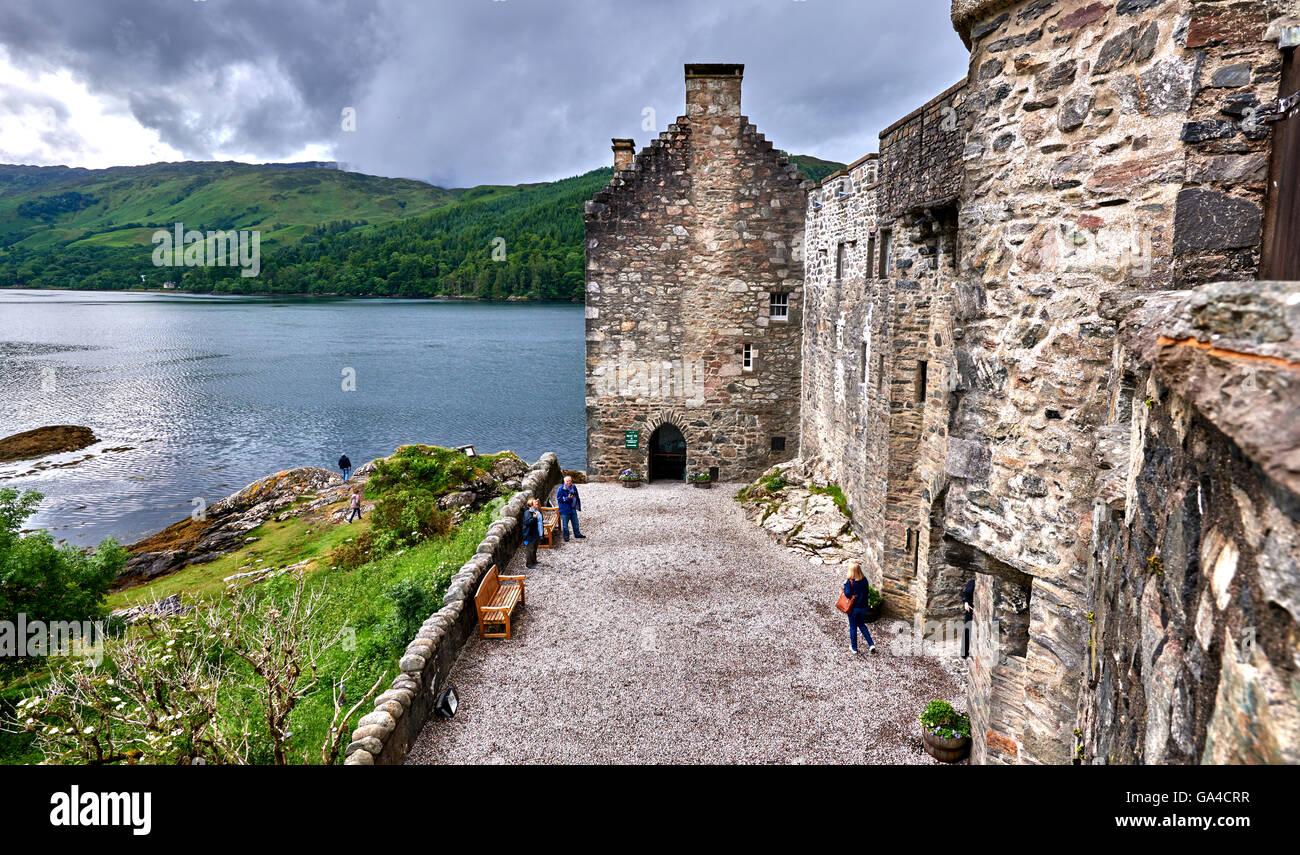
583,64,807,482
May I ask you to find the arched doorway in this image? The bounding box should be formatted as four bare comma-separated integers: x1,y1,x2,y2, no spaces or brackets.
648,423,687,481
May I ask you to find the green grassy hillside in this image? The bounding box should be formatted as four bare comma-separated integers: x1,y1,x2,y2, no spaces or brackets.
0,154,843,299
0,161,457,253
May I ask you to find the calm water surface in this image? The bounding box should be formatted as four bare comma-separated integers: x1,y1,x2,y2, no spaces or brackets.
0,289,585,545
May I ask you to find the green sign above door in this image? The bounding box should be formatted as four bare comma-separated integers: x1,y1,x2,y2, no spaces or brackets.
624,430,639,449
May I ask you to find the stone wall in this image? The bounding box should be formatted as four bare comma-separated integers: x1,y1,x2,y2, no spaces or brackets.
344,453,562,766
800,155,892,588
584,64,807,483
799,81,966,620
878,79,968,217
943,0,1298,766
1080,281,1300,764
794,0,1298,764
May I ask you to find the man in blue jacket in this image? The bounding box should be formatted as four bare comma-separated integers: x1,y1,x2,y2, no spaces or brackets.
555,475,585,542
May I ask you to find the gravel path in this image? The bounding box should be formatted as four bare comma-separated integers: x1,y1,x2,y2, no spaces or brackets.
406,482,967,765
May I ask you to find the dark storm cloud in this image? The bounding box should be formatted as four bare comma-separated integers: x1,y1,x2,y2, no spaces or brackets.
0,0,970,187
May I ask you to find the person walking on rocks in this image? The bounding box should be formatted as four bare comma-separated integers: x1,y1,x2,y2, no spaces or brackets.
338,453,352,483
555,476,584,541
522,497,544,569
347,488,363,523
843,559,876,654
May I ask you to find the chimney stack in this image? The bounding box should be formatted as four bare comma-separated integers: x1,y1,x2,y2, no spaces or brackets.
684,63,743,120
612,138,636,171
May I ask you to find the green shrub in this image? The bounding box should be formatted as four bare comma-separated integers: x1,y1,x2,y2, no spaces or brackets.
370,489,452,551
330,530,375,571
0,488,127,681
382,576,437,641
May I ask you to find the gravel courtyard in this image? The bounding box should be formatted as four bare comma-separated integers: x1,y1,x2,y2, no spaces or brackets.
407,482,967,765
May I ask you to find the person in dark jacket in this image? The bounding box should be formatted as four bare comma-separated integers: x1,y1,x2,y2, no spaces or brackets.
843,559,876,654
338,454,352,483
961,577,976,658
522,497,544,568
555,476,584,541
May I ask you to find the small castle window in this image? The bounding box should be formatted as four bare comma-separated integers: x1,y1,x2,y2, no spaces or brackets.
866,234,876,276
915,360,928,403
742,343,755,372
860,342,868,383
771,436,786,453
769,292,789,322
878,229,893,278
835,242,846,280
877,350,886,392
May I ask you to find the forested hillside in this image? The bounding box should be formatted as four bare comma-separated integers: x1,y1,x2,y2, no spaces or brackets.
0,155,842,300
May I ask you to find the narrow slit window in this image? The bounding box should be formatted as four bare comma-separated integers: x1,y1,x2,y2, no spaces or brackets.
911,530,921,572
835,242,846,280
769,292,789,322
878,229,893,278
866,234,876,277
860,342,868,383
877,350,886,392
915,359,928,403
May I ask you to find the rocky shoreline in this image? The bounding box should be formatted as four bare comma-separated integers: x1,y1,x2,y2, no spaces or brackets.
118,447,532,589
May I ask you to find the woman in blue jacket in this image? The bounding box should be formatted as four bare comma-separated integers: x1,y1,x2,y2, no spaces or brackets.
843,559,876,654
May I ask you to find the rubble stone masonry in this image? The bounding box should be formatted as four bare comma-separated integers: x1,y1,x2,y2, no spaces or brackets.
586,0,1298,765
584,64,806,482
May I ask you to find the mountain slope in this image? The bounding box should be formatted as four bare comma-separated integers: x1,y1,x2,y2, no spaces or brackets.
0,154,844,299
0,161,457,252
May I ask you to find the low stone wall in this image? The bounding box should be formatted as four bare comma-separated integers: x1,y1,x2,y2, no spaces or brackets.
344,452,563,766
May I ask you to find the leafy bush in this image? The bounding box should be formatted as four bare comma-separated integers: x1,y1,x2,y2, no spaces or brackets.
0,488,127,680
866,584,883,610
919,699,971,739
369,489,451,552
382,576,437,641
330,530,375,571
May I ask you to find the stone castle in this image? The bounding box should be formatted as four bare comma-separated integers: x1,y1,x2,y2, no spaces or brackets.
586,0,1299,765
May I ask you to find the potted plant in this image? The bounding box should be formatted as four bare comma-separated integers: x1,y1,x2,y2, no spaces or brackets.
918,699,971,763
864,583,883,622
687,470,713,489
618,469,643,488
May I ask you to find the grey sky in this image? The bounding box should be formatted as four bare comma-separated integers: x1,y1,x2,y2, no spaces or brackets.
0,0,971,187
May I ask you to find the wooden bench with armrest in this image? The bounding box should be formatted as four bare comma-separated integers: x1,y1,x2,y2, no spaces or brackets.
474,564,526,639
538,506,560,549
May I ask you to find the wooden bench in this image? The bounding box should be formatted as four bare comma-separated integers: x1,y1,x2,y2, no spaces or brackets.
474,564,526,639
538,506,560,549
